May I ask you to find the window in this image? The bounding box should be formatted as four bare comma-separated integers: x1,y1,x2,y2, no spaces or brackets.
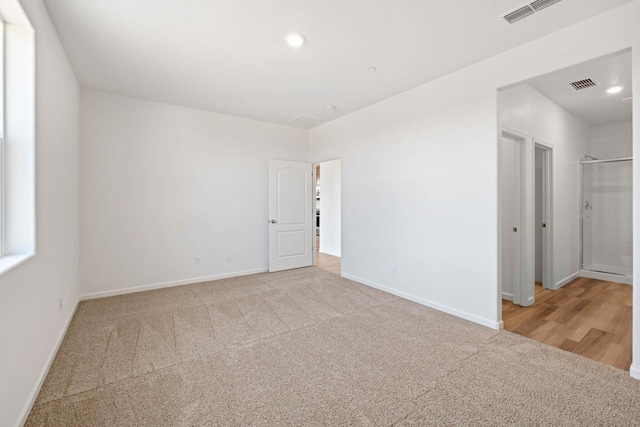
0,2,36,275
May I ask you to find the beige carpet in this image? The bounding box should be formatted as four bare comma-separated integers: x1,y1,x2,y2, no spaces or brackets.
27,267,640,426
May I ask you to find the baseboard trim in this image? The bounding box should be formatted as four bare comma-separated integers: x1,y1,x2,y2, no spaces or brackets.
342,273,501,330
630,363,640,380
554,271,579,290
501,292,513,301
17,296,80,427
79,268,269,301
580,269,632,285
583,263,632,277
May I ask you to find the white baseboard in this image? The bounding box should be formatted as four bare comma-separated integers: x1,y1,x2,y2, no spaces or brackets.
580,270,632,285
630,363,640,380
554,271,579,290
80,267,269,301
342,273,502,330
583,263,632,277
17,296,80,427
501,292,513,301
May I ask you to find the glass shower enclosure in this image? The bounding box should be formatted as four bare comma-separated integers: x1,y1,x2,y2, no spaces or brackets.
581,157,633,282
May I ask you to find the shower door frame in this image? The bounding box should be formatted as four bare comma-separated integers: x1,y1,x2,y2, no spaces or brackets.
579,156,633,284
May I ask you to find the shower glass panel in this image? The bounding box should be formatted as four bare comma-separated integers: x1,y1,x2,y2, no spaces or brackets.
581,160,633,277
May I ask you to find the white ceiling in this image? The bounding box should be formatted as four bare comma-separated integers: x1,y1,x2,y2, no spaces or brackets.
528,51,632,126
43,0,633,128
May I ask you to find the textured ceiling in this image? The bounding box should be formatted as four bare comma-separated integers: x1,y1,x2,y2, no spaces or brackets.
528,51,632,126
43,0,633,128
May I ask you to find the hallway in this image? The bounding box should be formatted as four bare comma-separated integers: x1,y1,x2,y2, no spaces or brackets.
316,236,341,275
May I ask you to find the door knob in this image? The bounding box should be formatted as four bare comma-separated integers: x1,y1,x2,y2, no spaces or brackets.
270,219,277,224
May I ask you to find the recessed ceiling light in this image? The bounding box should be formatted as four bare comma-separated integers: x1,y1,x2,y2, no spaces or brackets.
367,67,377,72
285,33,306,48
607,86,623,94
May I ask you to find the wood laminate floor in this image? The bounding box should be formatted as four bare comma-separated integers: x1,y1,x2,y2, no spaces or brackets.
502,277,632,370
316,236,341,275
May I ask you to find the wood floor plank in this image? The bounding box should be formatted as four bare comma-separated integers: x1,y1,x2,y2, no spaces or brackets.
316,236,341,275
503,279,632,371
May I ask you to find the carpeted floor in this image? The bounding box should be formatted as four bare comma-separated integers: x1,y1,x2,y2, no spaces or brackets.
27,267,640,426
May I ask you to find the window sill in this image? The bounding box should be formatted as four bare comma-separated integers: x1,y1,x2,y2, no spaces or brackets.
0,253,35,276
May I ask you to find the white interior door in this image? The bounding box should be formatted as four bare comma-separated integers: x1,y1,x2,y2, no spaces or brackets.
500,135,529,306
269,160,313,272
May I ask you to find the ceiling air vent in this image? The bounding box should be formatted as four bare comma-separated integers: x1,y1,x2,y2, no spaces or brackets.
504,5,534,24
290,115,323,127
502,0,564,24
568,79,598,91
530,0,563,12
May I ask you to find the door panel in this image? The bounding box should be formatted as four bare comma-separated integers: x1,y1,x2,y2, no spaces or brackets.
500,135,527,305
269,160,312,272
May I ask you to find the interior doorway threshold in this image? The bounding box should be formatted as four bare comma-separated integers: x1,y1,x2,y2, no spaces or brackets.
580,269,632,285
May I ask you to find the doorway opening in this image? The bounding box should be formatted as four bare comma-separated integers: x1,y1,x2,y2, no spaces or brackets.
313,159,342,275
499,49,633,371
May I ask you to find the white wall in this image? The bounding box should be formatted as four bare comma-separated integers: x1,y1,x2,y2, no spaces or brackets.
500,84,590,289
0,0,80,426
80,90,308,297
588,120,632,159
309,2,640,332
319,159,341,257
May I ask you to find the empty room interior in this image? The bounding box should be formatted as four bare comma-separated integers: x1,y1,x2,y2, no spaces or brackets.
1,0,640,426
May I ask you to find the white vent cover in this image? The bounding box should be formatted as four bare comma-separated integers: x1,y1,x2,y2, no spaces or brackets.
504,6,534,24
290,115,323,127
529,0,563,12
503,0,563,24
568,79,598,91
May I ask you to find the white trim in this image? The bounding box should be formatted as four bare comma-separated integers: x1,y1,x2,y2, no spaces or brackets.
583,263,632,277
630,363,640,380
343,273,502,330
0,252,33,275
555,271,579,290
580,270,632,286
312,163,317,266
534,139,554,291
501,292,513,301
498,128,530,307
16,296,80,427
0,20,5,258
79,268,269,301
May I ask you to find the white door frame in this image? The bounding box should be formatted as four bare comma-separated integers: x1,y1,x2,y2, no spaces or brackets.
499,128,539,308
311,157,342,274
534,139,554,291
